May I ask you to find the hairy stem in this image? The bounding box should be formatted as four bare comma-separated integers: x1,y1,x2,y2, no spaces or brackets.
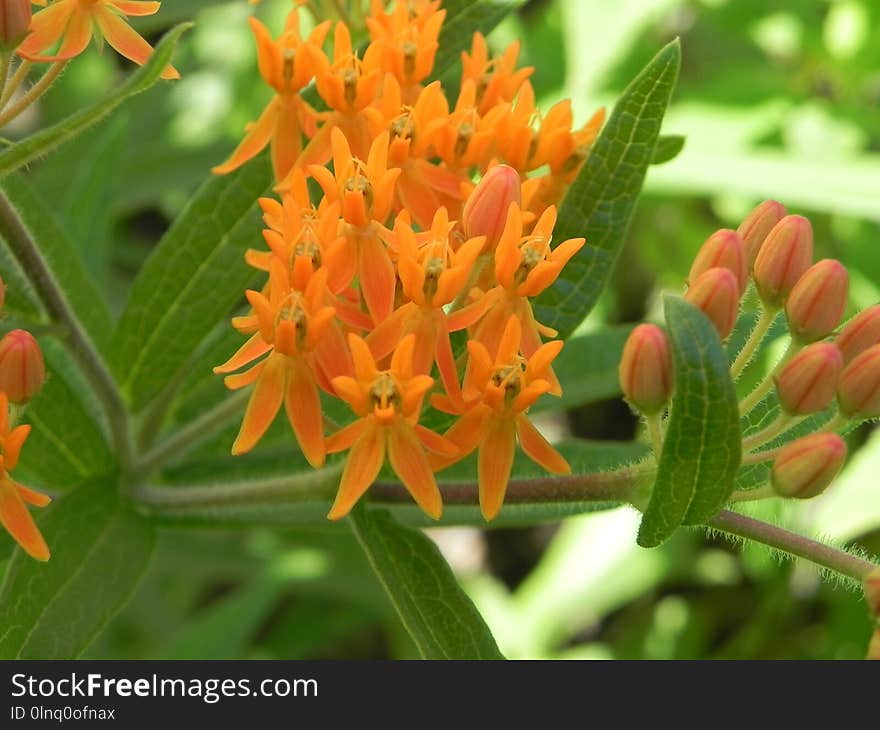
730,307,777,379
741,412,801,452
646,412,664,457
708,509,878,582
0,59,30,109
0,62,66,128
0,188,133,469
738,339,798,415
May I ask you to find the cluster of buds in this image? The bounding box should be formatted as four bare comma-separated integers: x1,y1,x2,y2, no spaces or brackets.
0,275,51,561
215,1,596,521
619,199,880,505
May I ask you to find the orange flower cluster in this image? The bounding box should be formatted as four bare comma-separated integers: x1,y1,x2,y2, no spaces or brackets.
0,278,51,561
214,0,600,521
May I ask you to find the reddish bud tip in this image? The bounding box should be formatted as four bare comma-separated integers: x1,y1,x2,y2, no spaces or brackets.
0,329,45,404
0,0,31,51
688,229,748,295
462,164,521,251
838,343,880,419
737,200,787,269
753,215,814,308
618,324,673,414
785,259,849,343
771,433,847,499
684,267,740,340
865,567,880,618
774,342,843,415
835,305,880,364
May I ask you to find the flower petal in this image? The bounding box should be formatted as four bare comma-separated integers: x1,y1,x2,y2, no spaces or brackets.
214,333,272,374
478,416,516,520
94,7,179,79
359,233,396,324
388,421,442,519
17,0,75,58
109,1,161,16
231,354,285,455
15,482,52,508
327,422,385,520
516,414,569,474
285,360,325,468
326,419,366,454
0,477,50,562
213,100,279,175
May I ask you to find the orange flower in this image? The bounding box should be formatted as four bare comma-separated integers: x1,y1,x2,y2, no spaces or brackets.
460,32,532,115
326,333,457,520
433,316,569,520
215,260,344,466
0,393,51,561
367,207,485,400
19,0,179,80
213,13,330,180
309,128,400,322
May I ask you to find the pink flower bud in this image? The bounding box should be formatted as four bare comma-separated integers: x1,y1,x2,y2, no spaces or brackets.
684,267,740,340
688,229,748,295
835,305,880,364
618,324,673,414
753,215,814,308
737,200,787,269
865,567,880,618
462,164,521,250
771,433,847,499
0,0,30,51
774,342,843,415
837,343,880,419
785,259,849,343
0,329,45,404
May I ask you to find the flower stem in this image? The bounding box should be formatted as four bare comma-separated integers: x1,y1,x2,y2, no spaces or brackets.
708,508,878,582
730,307,777,380
0,188,133,470
738,339,798,415
646,412,664,457
0,61,66,128
0,53,11,104
449,253,491,312
741,412,800,451
0,59,30,109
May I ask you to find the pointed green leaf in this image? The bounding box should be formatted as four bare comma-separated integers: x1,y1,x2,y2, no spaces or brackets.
534,39,681,340
637,296,741,548
0,24,189,179
349,507,504,659
0,480,155,659
652,134,686,165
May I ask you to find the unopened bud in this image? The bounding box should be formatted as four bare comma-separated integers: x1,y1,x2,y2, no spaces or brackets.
0,329,45,403
785,259,849,343
0,0,31,51
835,305,880,364
865,567,880,618
774,342,843,414
771,433,847,499
737,200,787,269
688,229,748,295
684,267,740,340
618,324,673,414
753,215,813,308
838,343,880,419
462,164,521,251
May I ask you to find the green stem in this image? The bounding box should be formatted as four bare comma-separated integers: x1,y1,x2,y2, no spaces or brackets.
0,53,11,105
0,59,30,109
0,188,134,470
0,61,66,128
730,307,777,379
741,412,799,451
738,339,798,415
741,447,780,465
449,253,491,312
708,509,878,582
646,412,664,457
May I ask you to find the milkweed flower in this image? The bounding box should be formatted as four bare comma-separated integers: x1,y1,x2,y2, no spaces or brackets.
326,334,457,520
19,0,179,80
213,13,330,180
432,316,569,520
0,393,51,562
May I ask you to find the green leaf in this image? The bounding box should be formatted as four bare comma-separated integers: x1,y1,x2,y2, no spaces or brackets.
637,296,741,548
533,39,681,340
349,507,504,659
111,155,273,411
0,25,189,179
0,480,155,659
652,134,686,165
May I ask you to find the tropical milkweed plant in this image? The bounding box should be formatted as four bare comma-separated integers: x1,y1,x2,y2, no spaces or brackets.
0,0,877,660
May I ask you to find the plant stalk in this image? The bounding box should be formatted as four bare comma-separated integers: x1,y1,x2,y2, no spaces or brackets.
0,62,66,128
730,307,776,379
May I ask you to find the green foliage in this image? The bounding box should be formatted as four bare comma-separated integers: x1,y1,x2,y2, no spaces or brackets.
638,297,741,547
0,480,155,659
349,508,504,659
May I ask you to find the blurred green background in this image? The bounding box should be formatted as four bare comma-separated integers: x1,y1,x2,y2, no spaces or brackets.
9,0,880,659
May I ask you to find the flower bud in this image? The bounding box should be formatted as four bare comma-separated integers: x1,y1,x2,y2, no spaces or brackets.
753,215,814,308
737,200,787,269
835,305,880,364
774,342,843,415
688,229,748,294
837,343,880,419
865,567,880,618
0,0,31,51
462,164,521,251
618,324,673,414
684,267,740,339
785,259,848,343
0,329,45,404
771,433,847,499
